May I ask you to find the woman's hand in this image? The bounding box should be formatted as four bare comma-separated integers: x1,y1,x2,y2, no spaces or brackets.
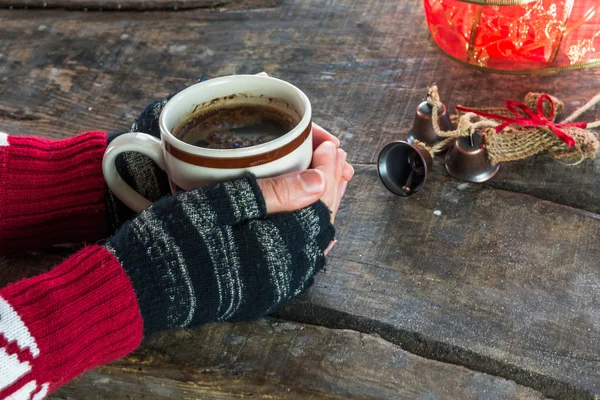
257,123,354,222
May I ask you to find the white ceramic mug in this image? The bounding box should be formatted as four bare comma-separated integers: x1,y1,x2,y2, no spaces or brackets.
103,75,313,213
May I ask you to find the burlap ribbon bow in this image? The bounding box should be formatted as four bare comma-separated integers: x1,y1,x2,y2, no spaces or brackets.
425,86,600,166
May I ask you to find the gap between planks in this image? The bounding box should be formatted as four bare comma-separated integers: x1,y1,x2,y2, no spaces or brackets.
273,304,590,400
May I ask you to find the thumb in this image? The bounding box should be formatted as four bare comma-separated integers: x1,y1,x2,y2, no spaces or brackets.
257,169,326,214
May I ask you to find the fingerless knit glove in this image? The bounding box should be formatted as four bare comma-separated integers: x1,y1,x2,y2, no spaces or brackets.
0,176,334,399
107,175,334,332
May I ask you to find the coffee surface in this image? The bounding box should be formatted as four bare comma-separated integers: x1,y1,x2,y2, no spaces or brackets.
174,104,299,149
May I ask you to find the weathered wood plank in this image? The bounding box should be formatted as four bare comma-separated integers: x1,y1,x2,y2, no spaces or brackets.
49,319,547,400
1,1,599,399
0,252,546,400
0,248,72,285
275,165,600,399
2,171,588,399
0,0,281,10
1,2,600,214
484,154,600,214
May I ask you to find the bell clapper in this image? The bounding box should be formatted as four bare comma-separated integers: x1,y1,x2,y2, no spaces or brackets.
402,169,415,194
402,155,425,194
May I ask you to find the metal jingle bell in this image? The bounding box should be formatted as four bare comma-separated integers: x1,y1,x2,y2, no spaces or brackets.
444,132,500,183
407,101,454,145
377,141,433,197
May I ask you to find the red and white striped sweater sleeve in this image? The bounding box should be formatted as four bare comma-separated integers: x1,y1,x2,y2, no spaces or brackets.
0,246,144,399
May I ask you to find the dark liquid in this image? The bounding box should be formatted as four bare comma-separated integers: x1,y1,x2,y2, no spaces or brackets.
174,104,299,149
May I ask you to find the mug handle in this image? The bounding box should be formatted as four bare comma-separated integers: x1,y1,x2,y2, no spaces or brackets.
102,132,167,213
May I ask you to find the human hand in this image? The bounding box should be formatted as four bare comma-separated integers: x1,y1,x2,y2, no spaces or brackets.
113,73,355,236
256,124,354,257
254,72,353,221
257,124,354,220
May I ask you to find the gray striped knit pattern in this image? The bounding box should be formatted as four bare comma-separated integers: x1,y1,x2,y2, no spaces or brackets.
104,94,175,232
107,175,335,334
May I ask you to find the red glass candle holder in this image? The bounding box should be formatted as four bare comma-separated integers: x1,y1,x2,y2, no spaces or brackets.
424,0,600,73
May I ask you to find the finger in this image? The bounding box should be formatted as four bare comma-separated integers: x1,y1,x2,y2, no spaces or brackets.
329,148,346,219
257,169,326,214
342,162,354,182
313,123,340,149
324,239,338,256
311,140,338,171
336,180,348,213
311,141,338,212
329,180,348,225
255,71,269,77
340,180,348,199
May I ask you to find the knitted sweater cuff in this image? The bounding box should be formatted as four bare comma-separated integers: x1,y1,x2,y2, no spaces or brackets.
0,132,110,253
0,246,143,398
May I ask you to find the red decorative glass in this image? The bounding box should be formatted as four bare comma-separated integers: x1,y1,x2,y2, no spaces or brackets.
424,0,600,73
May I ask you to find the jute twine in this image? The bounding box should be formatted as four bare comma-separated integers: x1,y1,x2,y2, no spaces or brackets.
420,86,600,166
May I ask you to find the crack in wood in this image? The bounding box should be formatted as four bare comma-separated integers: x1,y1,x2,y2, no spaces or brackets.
274,305,592,400
1,2,598,398
52,318,549,399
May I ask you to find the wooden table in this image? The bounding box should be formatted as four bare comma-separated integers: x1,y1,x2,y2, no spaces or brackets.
2,1,600,398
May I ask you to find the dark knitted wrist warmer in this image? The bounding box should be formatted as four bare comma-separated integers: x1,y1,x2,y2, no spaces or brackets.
104,133,170,232
106,175,335,335
104,95,174,231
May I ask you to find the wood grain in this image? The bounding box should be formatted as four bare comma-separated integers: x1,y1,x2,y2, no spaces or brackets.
0,0,281,10
1,0,600,398
0,250,66,284
1,2,600,213
276,165,600,399
51,319,547,400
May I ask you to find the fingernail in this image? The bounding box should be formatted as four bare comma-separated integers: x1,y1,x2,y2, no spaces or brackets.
324,141,337,156
299,170,325,194
332,136,340,147
340,181,348,199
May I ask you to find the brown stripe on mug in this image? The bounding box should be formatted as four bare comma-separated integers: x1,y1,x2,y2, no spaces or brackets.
165,122,312,169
